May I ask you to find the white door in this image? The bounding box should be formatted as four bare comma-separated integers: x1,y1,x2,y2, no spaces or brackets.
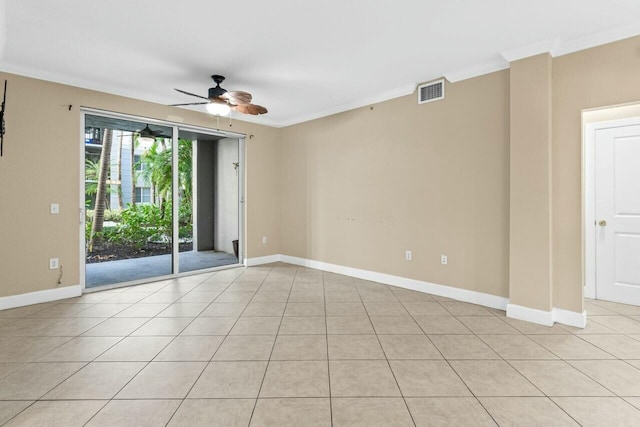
595,123,640,305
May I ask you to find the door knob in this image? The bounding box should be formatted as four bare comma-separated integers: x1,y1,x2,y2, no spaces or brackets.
598,220,607,227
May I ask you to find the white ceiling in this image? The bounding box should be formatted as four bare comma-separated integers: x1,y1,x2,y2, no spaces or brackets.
1,0,640,127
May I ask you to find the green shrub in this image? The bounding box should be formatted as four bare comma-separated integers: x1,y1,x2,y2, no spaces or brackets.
103,209,122,222
85,208,122,223
87,199,193,250
85,220,92,242
111,204,162,249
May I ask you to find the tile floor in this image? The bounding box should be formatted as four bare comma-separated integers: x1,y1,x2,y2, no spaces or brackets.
1,263,640,426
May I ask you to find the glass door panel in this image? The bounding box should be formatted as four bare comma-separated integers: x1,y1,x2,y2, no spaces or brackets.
178,130,240,273
84,114,173,288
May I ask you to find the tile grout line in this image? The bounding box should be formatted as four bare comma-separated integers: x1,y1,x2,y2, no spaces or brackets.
161,267,268,426
246,263,293,426
4,266,640,424
548,324,640,401
0,297,164,427
355,282,417,427
427,297,593,425
435,294,640,403
437,299,582,422
322,271,334,427
422,296,618,419
78,271,230,426
401,295,500,426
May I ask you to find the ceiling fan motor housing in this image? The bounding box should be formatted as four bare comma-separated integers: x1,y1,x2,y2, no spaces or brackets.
208,75,227,99
208,86,227,99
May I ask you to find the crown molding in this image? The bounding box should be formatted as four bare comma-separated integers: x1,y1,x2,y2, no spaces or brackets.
282,24,640,124
554,22,640,57
499,23,640,63
0,62,283,128
4,22,640,129
278,82,417,127
500,38,560,63
0,1,5,66
444,57,510,83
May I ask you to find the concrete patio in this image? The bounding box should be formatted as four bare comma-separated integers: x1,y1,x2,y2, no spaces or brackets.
86,251,239,288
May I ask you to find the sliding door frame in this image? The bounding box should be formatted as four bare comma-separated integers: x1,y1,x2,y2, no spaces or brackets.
79,107,246,293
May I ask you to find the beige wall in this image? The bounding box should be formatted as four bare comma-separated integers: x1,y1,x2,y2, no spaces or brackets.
509,54,553,311
2,35,639,313
552,36,640,312
277,35,640,314
0,72,280,298
280,71,511,298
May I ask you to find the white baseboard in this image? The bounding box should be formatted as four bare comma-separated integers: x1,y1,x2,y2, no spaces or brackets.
244,254,282,267
506,303,587,328
507,304,554,326
218,254,589,329
553,307,587,328
0,285,82,311
280,254,509,311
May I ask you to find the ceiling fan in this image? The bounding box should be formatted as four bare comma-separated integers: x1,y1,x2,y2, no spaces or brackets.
170,75,268,116
135,124,167,143
136,124,164,138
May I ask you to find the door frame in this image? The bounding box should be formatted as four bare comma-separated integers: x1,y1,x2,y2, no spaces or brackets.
584,116,640,300
175,124,246,264
79,107,246,292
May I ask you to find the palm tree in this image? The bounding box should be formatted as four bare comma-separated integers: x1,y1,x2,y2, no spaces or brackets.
140,138,193,232
88,128,113,251
178,139,193,205
141,139,172,212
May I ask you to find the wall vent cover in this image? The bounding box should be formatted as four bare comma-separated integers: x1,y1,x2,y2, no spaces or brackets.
418,79,445,104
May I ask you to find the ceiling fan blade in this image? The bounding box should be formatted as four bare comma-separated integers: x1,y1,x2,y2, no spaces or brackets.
174,88,210,100
222,90,252,105
168,102,210,106
232,103,268,115
135,124,168,138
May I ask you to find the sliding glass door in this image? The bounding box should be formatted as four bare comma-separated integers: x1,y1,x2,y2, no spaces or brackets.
82,111,243,290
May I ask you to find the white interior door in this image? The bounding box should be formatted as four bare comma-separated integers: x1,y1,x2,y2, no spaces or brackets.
595,123,640,305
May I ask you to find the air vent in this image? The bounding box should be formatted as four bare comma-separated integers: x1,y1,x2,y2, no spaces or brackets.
418,79,445,104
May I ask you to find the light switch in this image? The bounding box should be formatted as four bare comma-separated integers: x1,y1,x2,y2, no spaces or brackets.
50,203,60,214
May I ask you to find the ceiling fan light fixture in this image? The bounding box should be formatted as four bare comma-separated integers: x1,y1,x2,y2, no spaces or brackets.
138,135,155,144
206,101,231,116
138,124,157,144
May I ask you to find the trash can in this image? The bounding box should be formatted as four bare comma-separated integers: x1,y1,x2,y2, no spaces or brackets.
232,240,239,259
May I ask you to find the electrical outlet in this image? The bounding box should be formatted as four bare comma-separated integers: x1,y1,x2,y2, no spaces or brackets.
49,258,59,269
405,250,412,261
441,255,448,265
262,236,267,244
50,203,59,214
